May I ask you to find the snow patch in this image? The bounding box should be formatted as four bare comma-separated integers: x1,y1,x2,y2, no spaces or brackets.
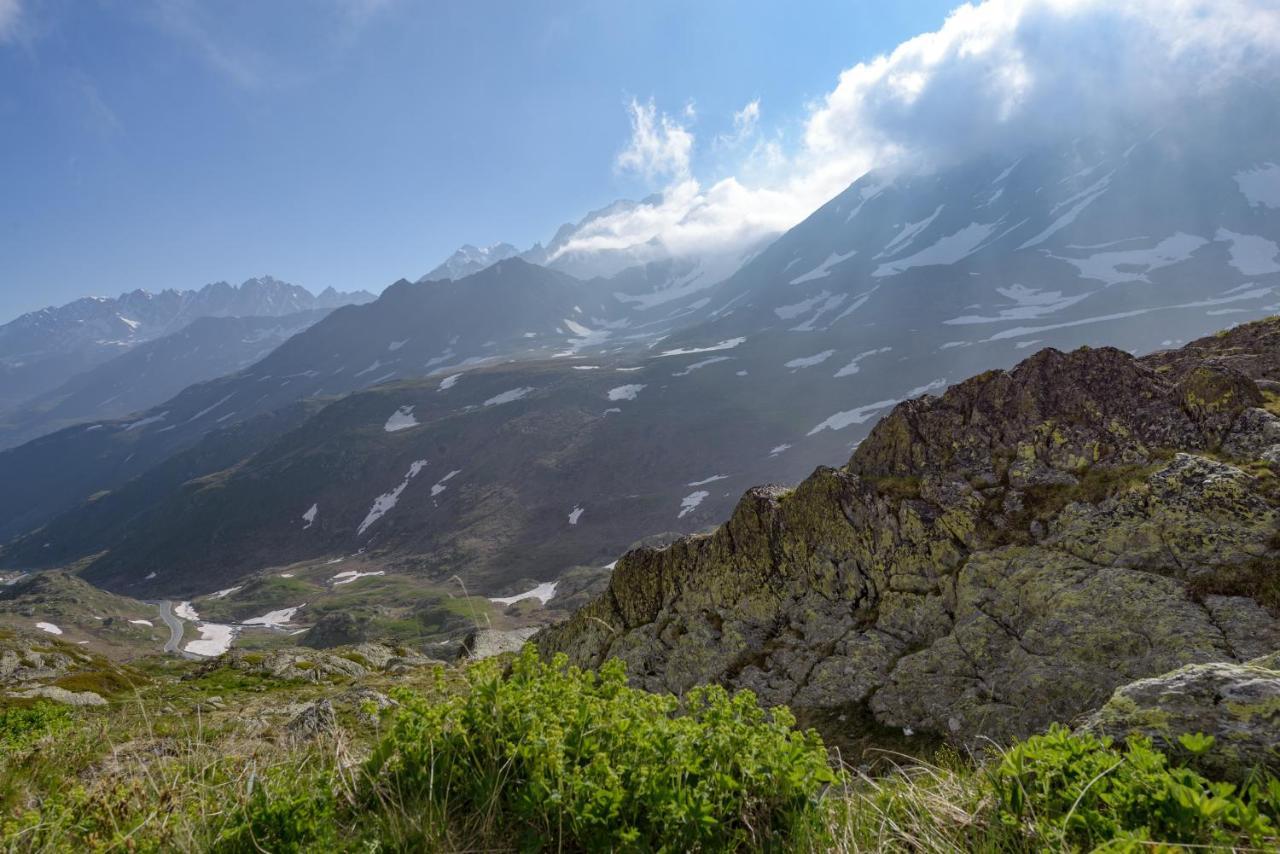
568,505,584,525
358,460,429,535
1216,229,1280,276
673,356,731,376
438,374,460,391
1235,163,1280,209
784,350,835,370
607,384,646,401
484,387,534,406
880,205,943,257
490,581,559,606
243,606,304,628
1056,233,1208,285
678,491,709,519
656,338,745,357
302,504,318,529
384,406,419,432
332,570,386,586
808,400,898,435
35,622,62,635
985,287,1275,341
790,250,857,285
687,474,728,487
769,444,791,457
210,586,242,600
1018,172,1114,249
174,602,200,621
129,619,153,627
945,284,1089,324
431,469,461,497
185,623,236,657
125,411,168,431
834,347,892,378
874,222,996,277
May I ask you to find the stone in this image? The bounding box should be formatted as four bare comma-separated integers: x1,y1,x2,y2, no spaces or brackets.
1083,656,1280,783
458,627,539,661
13,685,107,706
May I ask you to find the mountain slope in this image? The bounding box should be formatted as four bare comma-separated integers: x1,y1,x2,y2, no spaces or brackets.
0,309,332,450
0,277,372,413
539,317,1280,748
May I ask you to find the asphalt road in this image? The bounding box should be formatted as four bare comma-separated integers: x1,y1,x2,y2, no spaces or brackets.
157,600,184,654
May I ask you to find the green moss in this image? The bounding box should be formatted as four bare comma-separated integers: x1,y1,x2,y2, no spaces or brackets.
51,670,137,697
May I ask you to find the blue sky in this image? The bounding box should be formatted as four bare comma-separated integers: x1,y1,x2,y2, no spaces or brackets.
0,0,957,320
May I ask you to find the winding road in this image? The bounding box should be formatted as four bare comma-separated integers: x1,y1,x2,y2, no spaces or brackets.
157,600,184,654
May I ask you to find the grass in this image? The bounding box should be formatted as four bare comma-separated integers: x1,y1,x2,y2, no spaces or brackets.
2,645,1276,852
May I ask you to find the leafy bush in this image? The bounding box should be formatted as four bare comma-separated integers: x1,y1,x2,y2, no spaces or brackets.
215,767,340,854
365,646,836,850
994,725,1280,849
0,703,72,753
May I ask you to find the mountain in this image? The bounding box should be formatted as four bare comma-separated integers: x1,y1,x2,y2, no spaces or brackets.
541,317,1280,752
2,101,1277,605
0,260,638,543
418,243,521,282
0,277,374,413
0,309,333,451
421,194,771,307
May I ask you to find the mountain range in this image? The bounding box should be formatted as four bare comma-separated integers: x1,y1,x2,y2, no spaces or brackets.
0,277,374,422
1,98,1277,630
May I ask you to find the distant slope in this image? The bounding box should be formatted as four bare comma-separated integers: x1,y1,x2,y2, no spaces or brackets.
0,277,372,413
0,309,331,450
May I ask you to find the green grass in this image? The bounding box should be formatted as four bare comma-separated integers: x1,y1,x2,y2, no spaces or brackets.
2,648,1276,852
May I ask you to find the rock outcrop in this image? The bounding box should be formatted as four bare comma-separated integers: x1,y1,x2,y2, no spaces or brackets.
1083,653,1280,783
539,318,1280,749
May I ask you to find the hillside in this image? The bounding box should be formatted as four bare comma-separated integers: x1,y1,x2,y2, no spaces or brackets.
2,317,1279,851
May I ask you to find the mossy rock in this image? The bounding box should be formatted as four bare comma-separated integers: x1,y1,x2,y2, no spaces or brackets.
1083,656,1280,783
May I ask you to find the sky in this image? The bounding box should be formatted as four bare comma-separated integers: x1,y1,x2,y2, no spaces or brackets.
0,0,956,320
1,0,1277,324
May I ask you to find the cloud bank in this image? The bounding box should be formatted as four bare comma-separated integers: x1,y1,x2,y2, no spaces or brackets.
559,0,1280,264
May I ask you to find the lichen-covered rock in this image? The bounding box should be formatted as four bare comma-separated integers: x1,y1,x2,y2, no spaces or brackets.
1082,655,1280,782
1221,407,1280,460
287,699,337,739
1050,453,1278,574
12,684,108,706
459,627,539,661
539,319,1280,751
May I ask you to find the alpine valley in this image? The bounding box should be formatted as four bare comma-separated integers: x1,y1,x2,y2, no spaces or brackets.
3,32,1280,849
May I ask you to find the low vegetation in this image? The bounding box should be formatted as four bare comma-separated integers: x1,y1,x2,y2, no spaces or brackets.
1,647,1277,852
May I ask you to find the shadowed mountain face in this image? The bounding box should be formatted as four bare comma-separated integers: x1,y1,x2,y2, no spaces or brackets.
0,108,1277,605
0,277,374,414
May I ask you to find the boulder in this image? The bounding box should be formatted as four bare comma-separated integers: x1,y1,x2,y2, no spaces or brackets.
1083,655,1280,782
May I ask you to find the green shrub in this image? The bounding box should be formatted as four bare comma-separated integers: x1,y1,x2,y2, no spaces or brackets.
214,767,340,853
0,703,72,753
365,646,836,850
994,725,1280,849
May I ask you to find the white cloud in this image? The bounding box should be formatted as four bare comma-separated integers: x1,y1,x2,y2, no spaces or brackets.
568,0,1280,265
615,97,694,182
732,99,760,136
0,0,21,42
